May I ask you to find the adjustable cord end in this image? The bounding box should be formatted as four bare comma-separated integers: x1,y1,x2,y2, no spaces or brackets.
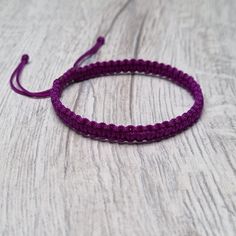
97,36,105,46
73,36,106,68
10,54,51,98
21,54,29,63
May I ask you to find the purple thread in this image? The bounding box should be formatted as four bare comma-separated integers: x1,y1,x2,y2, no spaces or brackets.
10,36,204,143
10,54,51,98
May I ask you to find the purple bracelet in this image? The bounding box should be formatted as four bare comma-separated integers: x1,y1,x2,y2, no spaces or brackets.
10,36,204,143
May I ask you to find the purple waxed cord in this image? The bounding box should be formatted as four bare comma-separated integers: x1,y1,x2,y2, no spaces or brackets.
10,37,105,98
10,54,51,98
10,36,204,143
73,36,105,68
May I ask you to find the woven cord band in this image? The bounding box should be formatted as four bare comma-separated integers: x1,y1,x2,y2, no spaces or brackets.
10,36,204,143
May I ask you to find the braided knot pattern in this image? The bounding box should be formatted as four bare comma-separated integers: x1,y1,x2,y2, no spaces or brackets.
51,59,204,143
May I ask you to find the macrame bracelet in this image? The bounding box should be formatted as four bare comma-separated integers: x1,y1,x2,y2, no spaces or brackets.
10,36,204,143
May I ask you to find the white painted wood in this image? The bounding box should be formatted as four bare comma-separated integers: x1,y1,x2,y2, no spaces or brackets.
0,0,236,235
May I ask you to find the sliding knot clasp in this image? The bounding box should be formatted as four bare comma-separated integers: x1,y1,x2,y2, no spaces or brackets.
10,37,106,98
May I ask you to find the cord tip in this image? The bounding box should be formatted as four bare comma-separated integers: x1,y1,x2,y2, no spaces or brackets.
97,36,105,45
21,54,29,63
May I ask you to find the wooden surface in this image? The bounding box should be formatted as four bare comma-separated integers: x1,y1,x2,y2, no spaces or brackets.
0,0,236,235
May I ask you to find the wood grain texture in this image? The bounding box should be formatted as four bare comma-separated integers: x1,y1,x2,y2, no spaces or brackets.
0,0,236,235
